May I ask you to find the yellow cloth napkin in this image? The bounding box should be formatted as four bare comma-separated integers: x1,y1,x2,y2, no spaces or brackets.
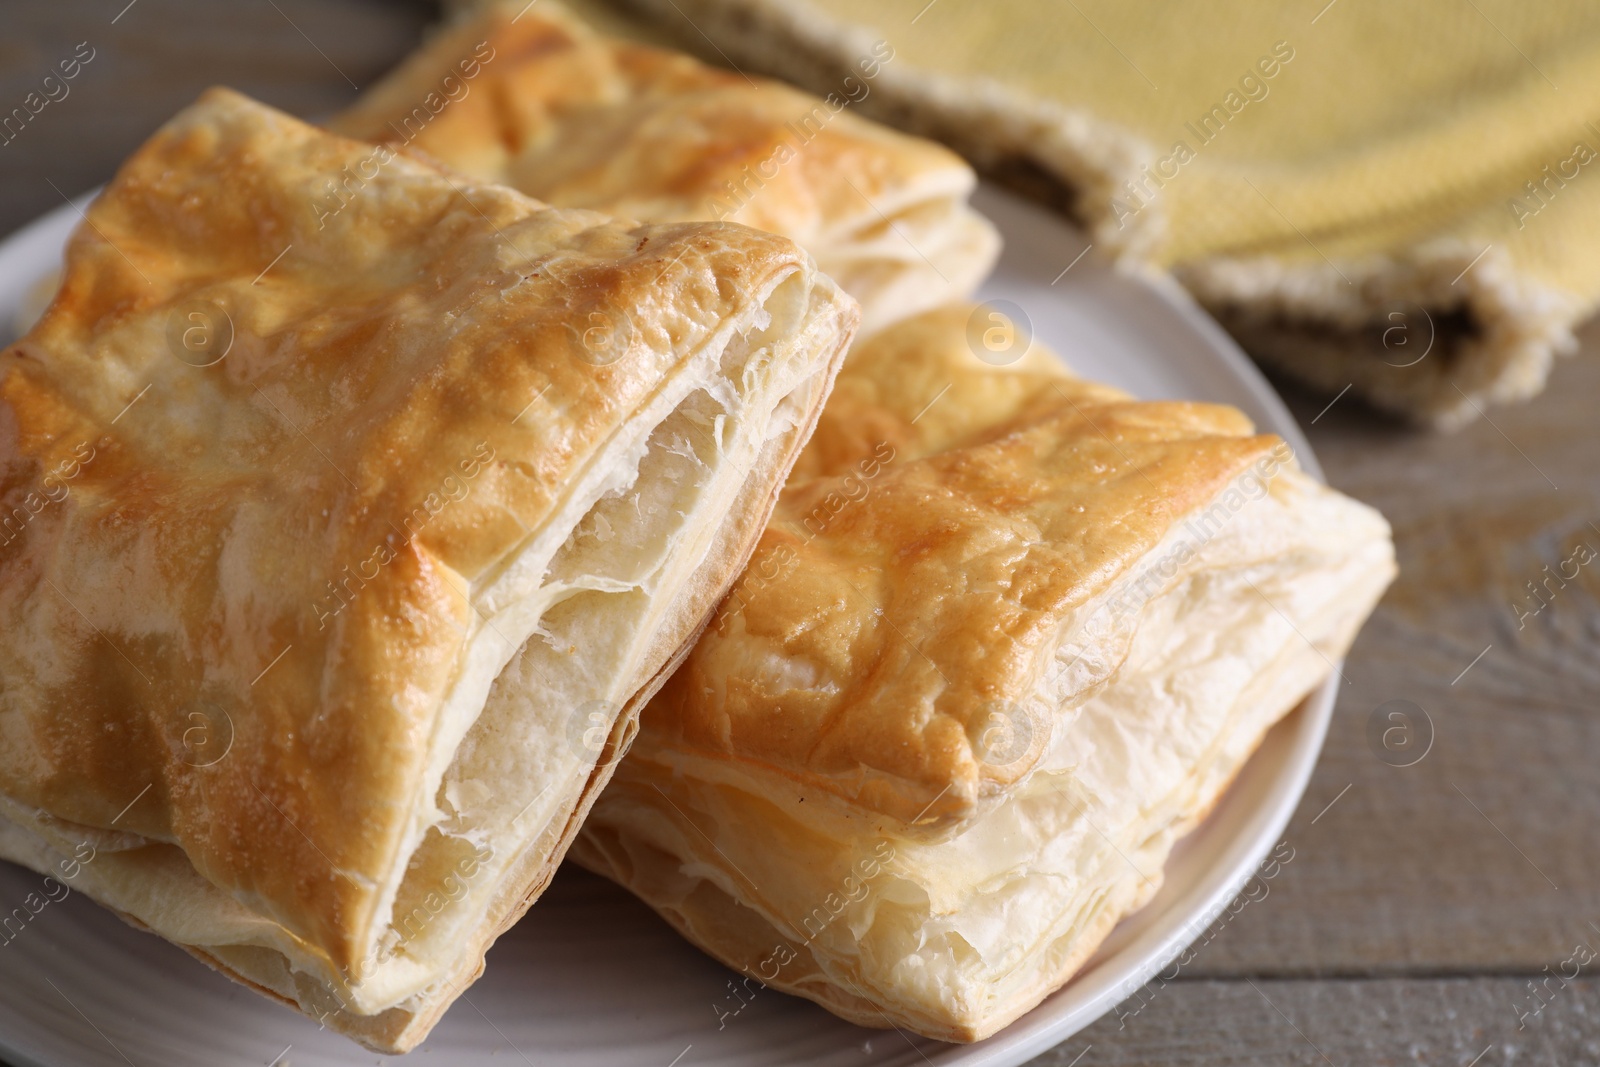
610,0,1600,427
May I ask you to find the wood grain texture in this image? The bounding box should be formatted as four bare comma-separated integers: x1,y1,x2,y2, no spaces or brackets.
1,2,1596,1064
1030,977,1600,1066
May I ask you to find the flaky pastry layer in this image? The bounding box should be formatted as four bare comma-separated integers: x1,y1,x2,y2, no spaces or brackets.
571,304,1395,1040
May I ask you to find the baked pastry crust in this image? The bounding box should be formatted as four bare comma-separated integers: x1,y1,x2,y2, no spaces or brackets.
572,303,1395,1039
0,88,856,1051
624,309,1287,831
330,0,997,335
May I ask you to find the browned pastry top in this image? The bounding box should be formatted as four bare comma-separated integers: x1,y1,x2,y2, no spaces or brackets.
642,305,1279,829
0,87,827,973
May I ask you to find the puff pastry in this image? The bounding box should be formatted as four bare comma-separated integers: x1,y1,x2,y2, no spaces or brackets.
329,0,997,335
0,88,856,1051
571,303,1396,1040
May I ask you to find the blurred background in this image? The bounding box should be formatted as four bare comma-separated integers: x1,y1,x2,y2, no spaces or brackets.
2,2,1597,1064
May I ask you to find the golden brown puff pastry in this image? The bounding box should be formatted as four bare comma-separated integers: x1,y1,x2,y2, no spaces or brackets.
0,88,856,1052
571,303,1395,1040
328,0,998,336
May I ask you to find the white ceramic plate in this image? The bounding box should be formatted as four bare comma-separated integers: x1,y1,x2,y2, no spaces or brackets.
0,183,1334,1067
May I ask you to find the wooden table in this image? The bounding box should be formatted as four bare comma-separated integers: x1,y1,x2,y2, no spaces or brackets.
3,2,1595,1064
